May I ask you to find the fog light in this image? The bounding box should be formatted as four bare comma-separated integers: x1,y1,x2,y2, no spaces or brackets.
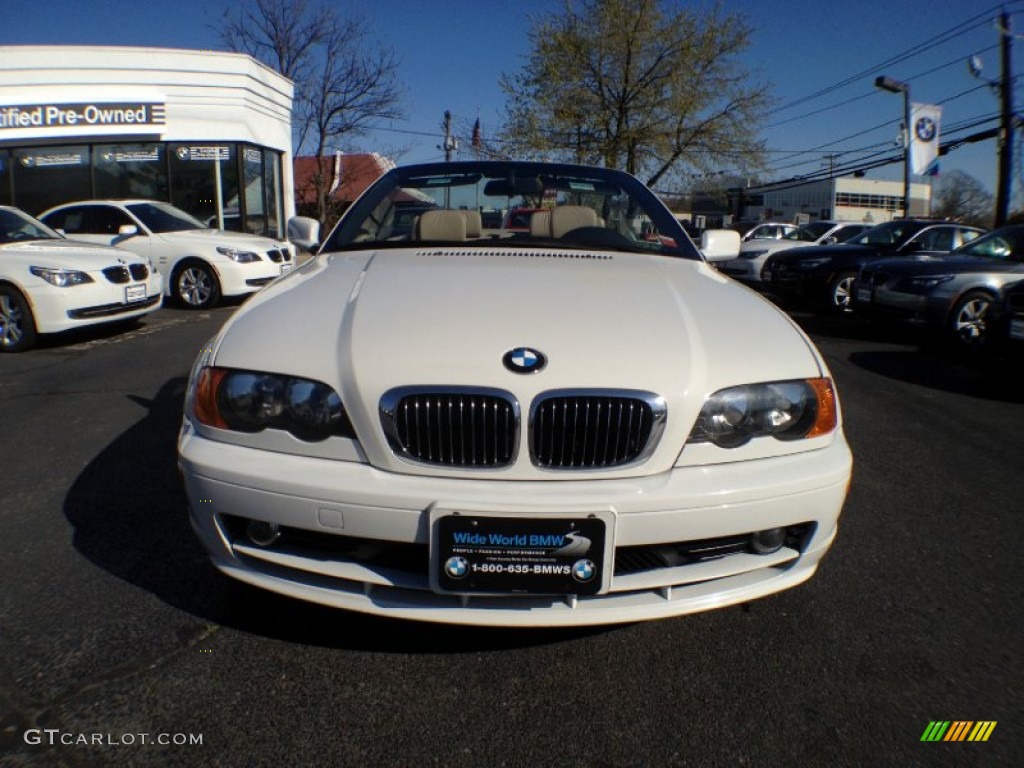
750,528,786,554
247,520,281,547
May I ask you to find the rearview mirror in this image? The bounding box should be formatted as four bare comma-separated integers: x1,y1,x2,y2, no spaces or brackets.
287,216,320,253
117,224,139,237
700,229,741,262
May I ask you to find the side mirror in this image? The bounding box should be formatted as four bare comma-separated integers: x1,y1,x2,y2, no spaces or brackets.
287,216,320,253
700,229,741,262
118,224,139,237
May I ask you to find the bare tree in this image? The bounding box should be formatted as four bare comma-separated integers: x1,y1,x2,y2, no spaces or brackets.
932,170,994,228
219,0,402,226
500,0,769,188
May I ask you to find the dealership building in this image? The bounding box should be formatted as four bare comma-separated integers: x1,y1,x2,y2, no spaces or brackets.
0,46,294,237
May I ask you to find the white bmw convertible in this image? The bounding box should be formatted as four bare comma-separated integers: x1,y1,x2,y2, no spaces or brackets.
178,161,852,626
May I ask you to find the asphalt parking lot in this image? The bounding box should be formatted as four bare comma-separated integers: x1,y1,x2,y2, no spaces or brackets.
1,302,1021,767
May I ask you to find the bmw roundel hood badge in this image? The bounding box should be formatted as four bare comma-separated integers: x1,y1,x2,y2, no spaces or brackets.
503,347,546,374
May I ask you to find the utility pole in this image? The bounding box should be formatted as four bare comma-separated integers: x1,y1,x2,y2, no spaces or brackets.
995,10,1015,226
439,110,458,162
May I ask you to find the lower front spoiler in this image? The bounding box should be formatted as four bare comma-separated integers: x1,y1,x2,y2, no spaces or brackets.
205,539,831,627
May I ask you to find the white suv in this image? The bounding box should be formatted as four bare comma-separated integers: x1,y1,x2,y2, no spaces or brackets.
39,200,293,309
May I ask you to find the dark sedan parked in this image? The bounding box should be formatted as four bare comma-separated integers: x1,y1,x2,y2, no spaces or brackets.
762,219,985,312
856,225,1024,351
1000,278,1024,355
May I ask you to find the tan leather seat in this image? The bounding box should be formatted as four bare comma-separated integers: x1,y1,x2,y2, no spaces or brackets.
461,210,482,239
550,206,598,238
416,210,467,241
529,210,551,238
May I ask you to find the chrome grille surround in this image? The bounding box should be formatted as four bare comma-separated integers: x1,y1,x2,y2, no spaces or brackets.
529,389,667,470
380,386,520,469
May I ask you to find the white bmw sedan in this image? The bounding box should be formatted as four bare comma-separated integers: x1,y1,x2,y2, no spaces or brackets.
39,200,293,309
178,161,852,627
0,206,162,352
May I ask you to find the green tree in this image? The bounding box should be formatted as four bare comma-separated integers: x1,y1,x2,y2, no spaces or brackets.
500,0,769,188
932,170,994,228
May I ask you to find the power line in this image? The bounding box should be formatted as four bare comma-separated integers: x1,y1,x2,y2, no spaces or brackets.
768,3,1018,116
765,43,1001,129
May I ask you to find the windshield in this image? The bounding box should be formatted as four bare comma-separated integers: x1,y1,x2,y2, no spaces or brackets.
320,161,700,259
0,208,64,244
126,202,207,233
784,222,833,242
847,220,919,247
953,226,1024,261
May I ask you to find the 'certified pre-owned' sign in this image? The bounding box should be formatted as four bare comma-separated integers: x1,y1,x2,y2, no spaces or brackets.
0,103,166,131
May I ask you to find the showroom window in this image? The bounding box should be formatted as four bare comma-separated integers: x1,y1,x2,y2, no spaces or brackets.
263,149,283,238
12,146,91,216
0,151,10,206
1,141,284,235
94,143,168,201
168,143,239,229
241,146,265,234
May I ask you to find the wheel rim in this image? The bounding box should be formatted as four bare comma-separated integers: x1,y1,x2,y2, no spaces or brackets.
178,267,212,306
953,297,991,344
0,294,24,348
832,275,855,310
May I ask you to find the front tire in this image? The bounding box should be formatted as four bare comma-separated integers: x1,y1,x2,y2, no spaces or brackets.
827,271,857,313
0,286,37,353
948,290,995,350
173,261,221,309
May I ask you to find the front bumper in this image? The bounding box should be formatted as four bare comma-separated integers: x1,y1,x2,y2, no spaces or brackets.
28,275,163,334
216,260,291,298
179,429,852,626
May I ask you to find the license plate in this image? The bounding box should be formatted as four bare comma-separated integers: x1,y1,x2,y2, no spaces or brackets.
124,284,146,303
762,269,772,281
856,287,872,303
281,263,293,274
432,512,610,596
1011,318,1024,340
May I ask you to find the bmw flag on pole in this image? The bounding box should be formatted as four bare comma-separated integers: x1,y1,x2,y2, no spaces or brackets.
910,103,942,176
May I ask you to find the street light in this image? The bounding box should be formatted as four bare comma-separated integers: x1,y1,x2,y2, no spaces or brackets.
875,75,911,218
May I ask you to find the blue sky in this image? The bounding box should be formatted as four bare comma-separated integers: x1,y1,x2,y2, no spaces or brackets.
4,0,1021,201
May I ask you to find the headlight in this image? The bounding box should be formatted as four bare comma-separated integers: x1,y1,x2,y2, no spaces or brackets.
216,246,262,263
688,379,837,448
30,266,94,287
192,367,355,442
902,274,955,292
796,257,832,269
742,249,769,260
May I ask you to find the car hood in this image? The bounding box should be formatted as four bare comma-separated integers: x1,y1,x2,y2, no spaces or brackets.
152,229,287,248
0,238,146,268
211,247,828,477
868,255,1023,276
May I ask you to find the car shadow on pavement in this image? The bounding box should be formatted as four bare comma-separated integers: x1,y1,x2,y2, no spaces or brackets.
63,377,609,652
